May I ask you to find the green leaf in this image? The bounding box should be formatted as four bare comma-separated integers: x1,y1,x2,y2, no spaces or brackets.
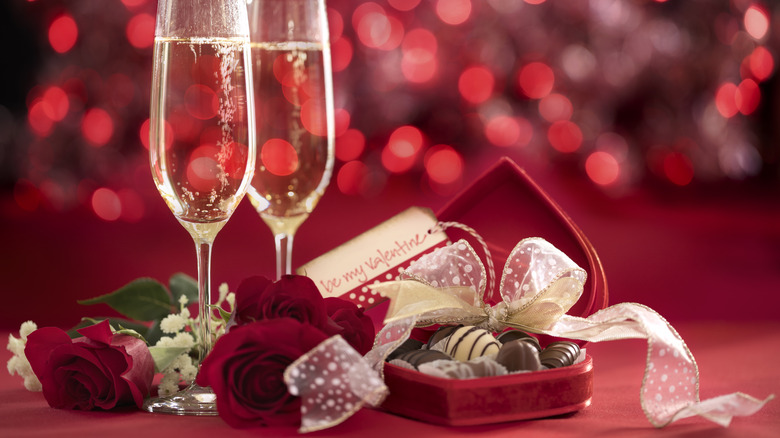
169,273,198,306
67,317,151,339
148,346,191,373
208,304,232,325
144,319,164,347
78,278,172,322
116,325,147,343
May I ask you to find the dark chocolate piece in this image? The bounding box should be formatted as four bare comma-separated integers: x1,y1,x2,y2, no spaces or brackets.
394,349,453,369
496,329,541,352
496,339,542,372
426,325,462,349
539,341,581,368
386,338,424,362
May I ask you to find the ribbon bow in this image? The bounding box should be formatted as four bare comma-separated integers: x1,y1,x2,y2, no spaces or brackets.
370,236,772,428
376,237,586,333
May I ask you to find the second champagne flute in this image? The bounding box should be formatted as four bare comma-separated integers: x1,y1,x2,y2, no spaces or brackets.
246,0,335,279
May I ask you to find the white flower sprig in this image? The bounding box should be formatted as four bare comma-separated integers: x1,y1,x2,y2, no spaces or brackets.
6,321,41,392
154,283,235,397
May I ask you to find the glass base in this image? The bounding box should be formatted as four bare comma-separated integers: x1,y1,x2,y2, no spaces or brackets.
143,383,218,416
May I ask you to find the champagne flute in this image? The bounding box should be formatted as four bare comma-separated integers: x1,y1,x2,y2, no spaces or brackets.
145,0,255,415
246,0,335,279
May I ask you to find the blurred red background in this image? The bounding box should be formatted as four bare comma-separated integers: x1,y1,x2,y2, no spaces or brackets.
1,0,779,330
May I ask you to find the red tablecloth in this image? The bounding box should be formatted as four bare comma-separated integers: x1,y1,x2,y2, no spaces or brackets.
2,321,777,438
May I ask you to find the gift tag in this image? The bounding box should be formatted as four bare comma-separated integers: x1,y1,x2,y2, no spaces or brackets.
297,207,448,308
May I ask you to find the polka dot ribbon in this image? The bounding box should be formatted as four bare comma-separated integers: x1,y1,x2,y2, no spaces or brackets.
284,336,389,433
369,237,774,428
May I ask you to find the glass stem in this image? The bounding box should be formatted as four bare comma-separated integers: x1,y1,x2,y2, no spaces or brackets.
195,239,214,363
274,232,294,279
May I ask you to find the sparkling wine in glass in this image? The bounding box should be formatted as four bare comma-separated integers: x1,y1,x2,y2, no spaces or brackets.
144,0,255,415
246,0,335,279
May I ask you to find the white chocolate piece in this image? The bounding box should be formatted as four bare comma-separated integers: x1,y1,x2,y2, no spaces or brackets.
440,326,500,361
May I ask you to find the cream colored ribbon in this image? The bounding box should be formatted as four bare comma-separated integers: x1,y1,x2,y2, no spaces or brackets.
369,237,773,428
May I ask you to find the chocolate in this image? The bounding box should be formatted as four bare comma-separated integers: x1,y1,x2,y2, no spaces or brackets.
496,329,541,352
495,339,542,372
426,325,462,349
539,341,581,368
418,357,507,379
395,349,453,369
386,338,424,361
440,326,500,361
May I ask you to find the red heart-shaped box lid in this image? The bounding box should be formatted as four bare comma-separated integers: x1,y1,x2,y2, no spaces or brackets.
435,156,608,320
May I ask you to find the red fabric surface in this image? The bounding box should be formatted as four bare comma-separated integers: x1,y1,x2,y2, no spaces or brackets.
2,322,778,437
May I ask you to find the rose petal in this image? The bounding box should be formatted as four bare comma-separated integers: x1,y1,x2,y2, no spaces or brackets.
77,319,114,345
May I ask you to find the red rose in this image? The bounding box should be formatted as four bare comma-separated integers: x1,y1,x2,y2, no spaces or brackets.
197,318,329,427
25,320,154,410
232,275,273,325
324,297,375,355
232,275,330,329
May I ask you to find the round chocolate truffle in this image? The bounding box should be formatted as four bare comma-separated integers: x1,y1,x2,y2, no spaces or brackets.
439,326,500,361
426,325,462,349
496,339,542,372
395,349,453,369
496,329,542,352
386,338,424,361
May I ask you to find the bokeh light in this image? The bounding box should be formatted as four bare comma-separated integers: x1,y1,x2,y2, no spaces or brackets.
424,144,463,184
337,160,370,195
458,66,494,104
185,84,218,120
261,139,299,176
736,78,760,115
663,152,694,186
715,82,739,118
187,145,220,192
748,46,774,81
518,62,554,99
126,13,155,49
91,188,121,221
49,14,78,54
547,120,582,153
485,115,533,148
744,5,769,40
336,129,366,161
585,151,620,186
435,0,472,26
538,93,573,122
401,28,438,83
388,0,422,12
81,108,114,146
41,86,69,121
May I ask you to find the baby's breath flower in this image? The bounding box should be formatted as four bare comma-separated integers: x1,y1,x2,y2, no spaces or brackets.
6,322,41,392
172,332,195,349
180,307,191,320
181,363,198,382
19,321,37,339
178,294,188,306
158,374,180,397
160,313,186,334
225,292,235,310
218,282,229,304
155,336,174,347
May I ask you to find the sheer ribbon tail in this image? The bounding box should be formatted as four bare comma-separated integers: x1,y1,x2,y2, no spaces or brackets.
284,336,388,433
666,393,775,428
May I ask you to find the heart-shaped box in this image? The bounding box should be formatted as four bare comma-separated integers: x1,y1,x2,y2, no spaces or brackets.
379,157,608,425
